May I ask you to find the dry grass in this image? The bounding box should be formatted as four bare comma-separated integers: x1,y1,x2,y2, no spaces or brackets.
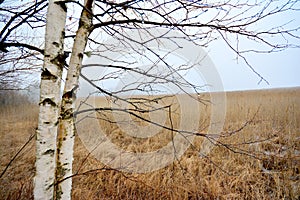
0,88,299,199
0,103,38,200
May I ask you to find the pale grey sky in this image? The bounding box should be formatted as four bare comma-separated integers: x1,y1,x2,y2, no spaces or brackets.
80,1,300,93
207,4,300,92
3,0,298,93
209,41,300,91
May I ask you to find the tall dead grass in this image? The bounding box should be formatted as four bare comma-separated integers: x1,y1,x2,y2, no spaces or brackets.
0,98,38,200
0,88,299,199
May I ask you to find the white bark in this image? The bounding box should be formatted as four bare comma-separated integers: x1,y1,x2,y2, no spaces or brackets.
55,1,93,199
34,1,67,200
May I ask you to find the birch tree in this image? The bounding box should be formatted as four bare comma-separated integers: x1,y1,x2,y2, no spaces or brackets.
59,0,299,198
55,0,94,199
1,0,300,199
34,1,67,199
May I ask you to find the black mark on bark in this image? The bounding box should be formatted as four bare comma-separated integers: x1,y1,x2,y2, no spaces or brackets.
50,53,68,69
43,149,55,156
55,1,67,12
40,98,57,107
78,53,83,59
41,68,58,80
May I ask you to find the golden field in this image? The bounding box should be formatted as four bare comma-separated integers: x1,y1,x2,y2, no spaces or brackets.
0,88,299,199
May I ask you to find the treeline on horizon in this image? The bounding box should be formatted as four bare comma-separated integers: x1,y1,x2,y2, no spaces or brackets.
1,86,299,105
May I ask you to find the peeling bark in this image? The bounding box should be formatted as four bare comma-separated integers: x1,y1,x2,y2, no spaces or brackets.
34,1,67,199
55,0,94,199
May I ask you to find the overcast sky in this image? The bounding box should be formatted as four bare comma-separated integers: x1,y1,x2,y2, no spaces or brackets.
3,0,297,94
81,31,300,95
79,1,300,93
208,40,300,91
208,4,300,92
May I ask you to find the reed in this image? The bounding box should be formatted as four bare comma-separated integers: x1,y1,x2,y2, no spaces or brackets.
1,88,299,199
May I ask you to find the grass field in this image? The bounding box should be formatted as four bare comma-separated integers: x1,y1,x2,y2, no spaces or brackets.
0,88,299,199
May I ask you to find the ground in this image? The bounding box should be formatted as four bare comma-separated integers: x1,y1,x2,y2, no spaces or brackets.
0,88,299,199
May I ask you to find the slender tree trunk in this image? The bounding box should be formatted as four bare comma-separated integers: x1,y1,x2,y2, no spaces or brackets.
55,1,93,199
34,1,67,199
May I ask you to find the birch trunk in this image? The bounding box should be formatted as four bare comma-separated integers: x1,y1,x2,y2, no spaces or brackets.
34,1,67,199
55,1,93,199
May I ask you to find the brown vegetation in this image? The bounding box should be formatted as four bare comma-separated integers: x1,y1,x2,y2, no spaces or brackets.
0,88,299,199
